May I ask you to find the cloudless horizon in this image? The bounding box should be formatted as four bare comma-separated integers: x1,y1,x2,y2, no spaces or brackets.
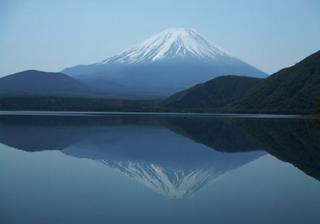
1,0,320,78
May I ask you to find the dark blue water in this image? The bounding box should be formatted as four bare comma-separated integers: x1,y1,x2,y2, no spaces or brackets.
1,113,320,224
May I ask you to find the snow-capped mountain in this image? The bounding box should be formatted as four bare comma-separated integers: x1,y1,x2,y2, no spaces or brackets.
98,27,234,64
62,27,268,98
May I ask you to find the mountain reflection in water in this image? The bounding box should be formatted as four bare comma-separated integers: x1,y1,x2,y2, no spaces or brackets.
0,114,319,198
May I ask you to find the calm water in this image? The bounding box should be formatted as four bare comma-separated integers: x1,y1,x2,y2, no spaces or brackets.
1,112,320,224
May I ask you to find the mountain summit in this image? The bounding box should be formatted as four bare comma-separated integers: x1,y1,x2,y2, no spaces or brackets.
62,28,268,98
99,27,234,64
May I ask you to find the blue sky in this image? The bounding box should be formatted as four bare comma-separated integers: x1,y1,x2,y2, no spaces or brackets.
1,0,319,77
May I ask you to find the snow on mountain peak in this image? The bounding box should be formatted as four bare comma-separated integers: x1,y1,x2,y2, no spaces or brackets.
99,27,234,65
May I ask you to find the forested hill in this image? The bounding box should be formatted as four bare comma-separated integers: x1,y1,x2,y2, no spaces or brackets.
0,70,94,96
233,50,320,114
163,75,263,110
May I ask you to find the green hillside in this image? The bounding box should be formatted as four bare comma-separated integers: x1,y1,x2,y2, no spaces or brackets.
234,50,320,114
164,50,320,114
164,75,263,111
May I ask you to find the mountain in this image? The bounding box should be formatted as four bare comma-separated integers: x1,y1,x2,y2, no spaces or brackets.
234,50,320,114
164,75,263,110
0,70,94,97
62,28,268,98
163,50,320,114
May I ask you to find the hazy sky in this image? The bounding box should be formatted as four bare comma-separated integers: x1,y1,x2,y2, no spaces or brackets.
1,0,319,77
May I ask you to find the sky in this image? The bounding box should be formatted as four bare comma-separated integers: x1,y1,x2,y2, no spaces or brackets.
0,0,320,77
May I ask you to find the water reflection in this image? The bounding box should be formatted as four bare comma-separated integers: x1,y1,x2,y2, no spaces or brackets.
62,124,264,198
164,116,320,181
0,114,319,198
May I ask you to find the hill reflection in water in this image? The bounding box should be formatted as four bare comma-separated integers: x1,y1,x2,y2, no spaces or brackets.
0,113,319,198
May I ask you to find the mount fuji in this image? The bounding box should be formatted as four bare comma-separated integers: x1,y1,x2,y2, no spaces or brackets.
62,28,268,98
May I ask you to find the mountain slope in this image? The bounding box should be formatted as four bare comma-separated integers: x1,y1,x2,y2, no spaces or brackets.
97,27,235,64
164,75,264,110
62,28,268,98
0,70,94,96
233,50,320,114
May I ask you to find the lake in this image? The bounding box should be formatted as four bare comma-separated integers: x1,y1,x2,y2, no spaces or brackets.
1,112,320,224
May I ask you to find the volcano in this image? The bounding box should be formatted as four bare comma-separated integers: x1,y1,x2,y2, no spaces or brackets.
62,28,268,98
